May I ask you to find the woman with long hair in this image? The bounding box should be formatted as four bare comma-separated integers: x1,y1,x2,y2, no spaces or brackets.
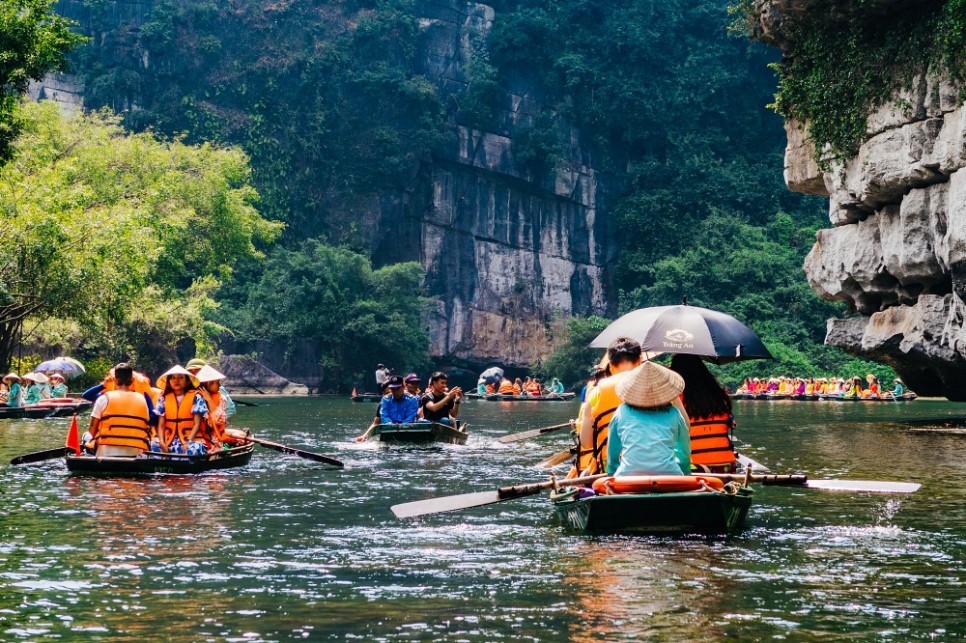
669,354,738,473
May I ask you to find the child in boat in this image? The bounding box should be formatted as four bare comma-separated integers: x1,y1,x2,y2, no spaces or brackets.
195,365,229,449
605,361,690,477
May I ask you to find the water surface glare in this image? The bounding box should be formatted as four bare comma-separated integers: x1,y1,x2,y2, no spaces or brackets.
1,396,965,640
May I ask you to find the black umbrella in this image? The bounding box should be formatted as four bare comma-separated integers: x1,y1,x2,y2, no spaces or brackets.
589,305,772,364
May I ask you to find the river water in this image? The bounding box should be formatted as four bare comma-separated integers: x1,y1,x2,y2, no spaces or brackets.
1,396,965,641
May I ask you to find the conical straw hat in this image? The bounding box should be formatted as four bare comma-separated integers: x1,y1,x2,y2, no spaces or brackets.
156,365,200,389
24,372,49,384
3,373,20,382
616,361,685,408
195,364,226,383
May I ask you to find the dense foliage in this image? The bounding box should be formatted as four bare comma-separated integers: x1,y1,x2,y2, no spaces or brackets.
0,100,281,374
734,0,966,165
33,0,904,386
0,0,83,161
216,241,431,391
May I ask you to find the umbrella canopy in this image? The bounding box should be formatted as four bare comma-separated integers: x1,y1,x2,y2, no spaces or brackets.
479,366,504,385
589,305,772,364
34,356,86,378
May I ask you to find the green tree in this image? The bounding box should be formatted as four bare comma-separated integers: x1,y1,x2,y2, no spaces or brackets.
532,315,610,390
223,240,430,390
0,100,282,373
0,0,83,161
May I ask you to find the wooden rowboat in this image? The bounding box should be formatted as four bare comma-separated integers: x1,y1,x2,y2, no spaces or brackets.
368,421,468,445
732,393,916,402
483,392,576,402
351,393,384,402
551,486,754,534
0,399,92,420
65,442,255,476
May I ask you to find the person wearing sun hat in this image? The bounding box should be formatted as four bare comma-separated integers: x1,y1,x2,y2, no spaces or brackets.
154,365,209,455
48,373,68,398
194,364,231,448
2,373,22,407
186,357,236,419
605,360,691,477
22,372,49,405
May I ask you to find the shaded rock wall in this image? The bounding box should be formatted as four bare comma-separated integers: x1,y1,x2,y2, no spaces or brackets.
759,0,966,398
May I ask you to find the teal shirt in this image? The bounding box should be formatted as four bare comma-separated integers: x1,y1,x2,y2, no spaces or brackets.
50,383,67,397
23,383,43,405
606,403,691,476
5,383,21,407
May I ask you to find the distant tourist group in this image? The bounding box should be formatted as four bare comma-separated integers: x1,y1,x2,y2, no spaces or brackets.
480,375,565,397
734,374,911,399
1,372,68,407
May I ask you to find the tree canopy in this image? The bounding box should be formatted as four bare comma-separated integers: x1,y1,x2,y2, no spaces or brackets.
0,100,281,373
0,0,83,161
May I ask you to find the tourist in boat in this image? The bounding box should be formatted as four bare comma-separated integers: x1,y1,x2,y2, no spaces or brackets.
476,377,487,396
22,373,47,405
419,371,462,425
48,373,67,398
669,354,738,473
549,378,565,394
527,379,543,396
155,365,209,455
606,361,690,477
889,378,905,398
195,364,231,449
379,375,419,424
375,363,391,390
863,374,880,398
498,376,516,396
574,337,644,476
3,373,21,407
404,373,421,397
513,377,523,395
88,362,156,458
187,358,236,419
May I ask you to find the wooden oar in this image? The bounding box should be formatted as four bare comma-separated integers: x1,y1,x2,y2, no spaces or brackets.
499,420,575,443
702,472,920,493
392,473,609,519
10,446,71,465
250,437,344,468
736,452,771,472
534,447,575,468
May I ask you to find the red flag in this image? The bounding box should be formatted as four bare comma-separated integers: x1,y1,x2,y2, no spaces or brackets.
351,387,357,397
65,414,80,455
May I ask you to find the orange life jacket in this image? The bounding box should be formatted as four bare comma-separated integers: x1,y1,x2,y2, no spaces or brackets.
96,390,152,452
163,391,200,446
688,412,737,467
198,388,227,443
578,372,628,475
498,380,516,395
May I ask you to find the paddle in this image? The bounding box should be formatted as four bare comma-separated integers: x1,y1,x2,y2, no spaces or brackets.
534,447,575,468
736,452,771,472
10,446,71,465
392,473,609,519
701,472,920,493
499,420,575,444
249,437,344,468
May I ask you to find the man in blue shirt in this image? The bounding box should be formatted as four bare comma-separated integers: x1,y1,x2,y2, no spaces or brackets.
379,375,419,424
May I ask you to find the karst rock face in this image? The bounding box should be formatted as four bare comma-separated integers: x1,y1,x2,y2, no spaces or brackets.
35,0,615,377
756,0,966,399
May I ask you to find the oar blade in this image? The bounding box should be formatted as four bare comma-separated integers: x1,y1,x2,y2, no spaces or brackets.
804,479,921,494
251,437,344,468
392,490,501,519
534,448,573,469
10,447,71,465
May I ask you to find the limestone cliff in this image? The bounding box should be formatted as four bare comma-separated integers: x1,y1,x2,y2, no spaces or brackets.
47,0,615,378
755,0,966,399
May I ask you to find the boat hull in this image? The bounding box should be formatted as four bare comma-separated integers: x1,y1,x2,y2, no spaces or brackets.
553,487,753,534
351,394,383,402
65,442,255,476
483,393,575,402
0,400,91,419
370,421,467,445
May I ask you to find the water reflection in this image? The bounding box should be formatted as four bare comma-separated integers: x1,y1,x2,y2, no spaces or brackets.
0,397,965,639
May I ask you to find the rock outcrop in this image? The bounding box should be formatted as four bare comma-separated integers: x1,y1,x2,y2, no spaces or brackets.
215,355,309,396
758,0,966,399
